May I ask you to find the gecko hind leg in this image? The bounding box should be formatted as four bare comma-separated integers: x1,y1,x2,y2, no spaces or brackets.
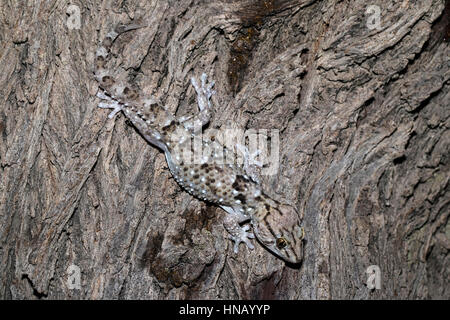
222,206,255,253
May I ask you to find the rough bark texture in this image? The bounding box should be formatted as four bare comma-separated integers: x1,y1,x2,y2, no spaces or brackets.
0,0,448,300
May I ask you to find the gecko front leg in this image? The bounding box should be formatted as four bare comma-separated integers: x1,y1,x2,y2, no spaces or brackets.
222,206,255,253
96,90,123,118
179,73,215,133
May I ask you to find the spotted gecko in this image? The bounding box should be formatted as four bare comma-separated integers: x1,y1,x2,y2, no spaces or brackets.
94,24,305,264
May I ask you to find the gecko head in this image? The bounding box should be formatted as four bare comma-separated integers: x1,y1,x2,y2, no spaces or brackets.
253,202,305,265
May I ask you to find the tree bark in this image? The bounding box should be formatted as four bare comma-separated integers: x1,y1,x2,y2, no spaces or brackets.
0,0,448,299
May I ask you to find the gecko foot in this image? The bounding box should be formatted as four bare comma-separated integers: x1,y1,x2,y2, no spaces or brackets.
179,73,215,133
228,225,255,254
190,73,215,111
97,91,123,118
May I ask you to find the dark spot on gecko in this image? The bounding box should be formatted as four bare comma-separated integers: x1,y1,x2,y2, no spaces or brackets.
254,196,262,201
162,120,176,131
264,203,271,212
124,87,139,100
162,120,177,135
201,163,208,169
95,55,106,68
234,193,247,204
193,174,199,180
138,114,147,122
101,75,115,87
148,103,161,114
232,175,248,192
210,184,219,194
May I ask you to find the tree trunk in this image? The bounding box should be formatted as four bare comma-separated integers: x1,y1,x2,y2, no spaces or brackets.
0,0,448,299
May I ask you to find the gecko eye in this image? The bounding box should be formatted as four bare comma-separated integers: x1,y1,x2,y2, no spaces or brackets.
276,237,288,249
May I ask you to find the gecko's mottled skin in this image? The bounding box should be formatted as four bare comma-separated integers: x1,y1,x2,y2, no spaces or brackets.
94,24,305,264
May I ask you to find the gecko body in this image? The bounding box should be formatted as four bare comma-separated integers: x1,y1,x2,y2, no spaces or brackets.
95,24,305,264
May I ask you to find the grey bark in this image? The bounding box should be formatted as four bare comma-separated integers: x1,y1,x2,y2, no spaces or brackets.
0,0,448,299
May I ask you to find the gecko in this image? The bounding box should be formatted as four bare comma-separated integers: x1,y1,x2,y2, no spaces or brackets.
94,24,305,264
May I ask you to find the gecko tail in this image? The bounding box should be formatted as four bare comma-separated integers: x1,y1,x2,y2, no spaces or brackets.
94,23,146,87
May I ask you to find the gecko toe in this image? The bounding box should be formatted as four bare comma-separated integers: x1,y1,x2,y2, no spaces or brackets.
245,240,255,250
